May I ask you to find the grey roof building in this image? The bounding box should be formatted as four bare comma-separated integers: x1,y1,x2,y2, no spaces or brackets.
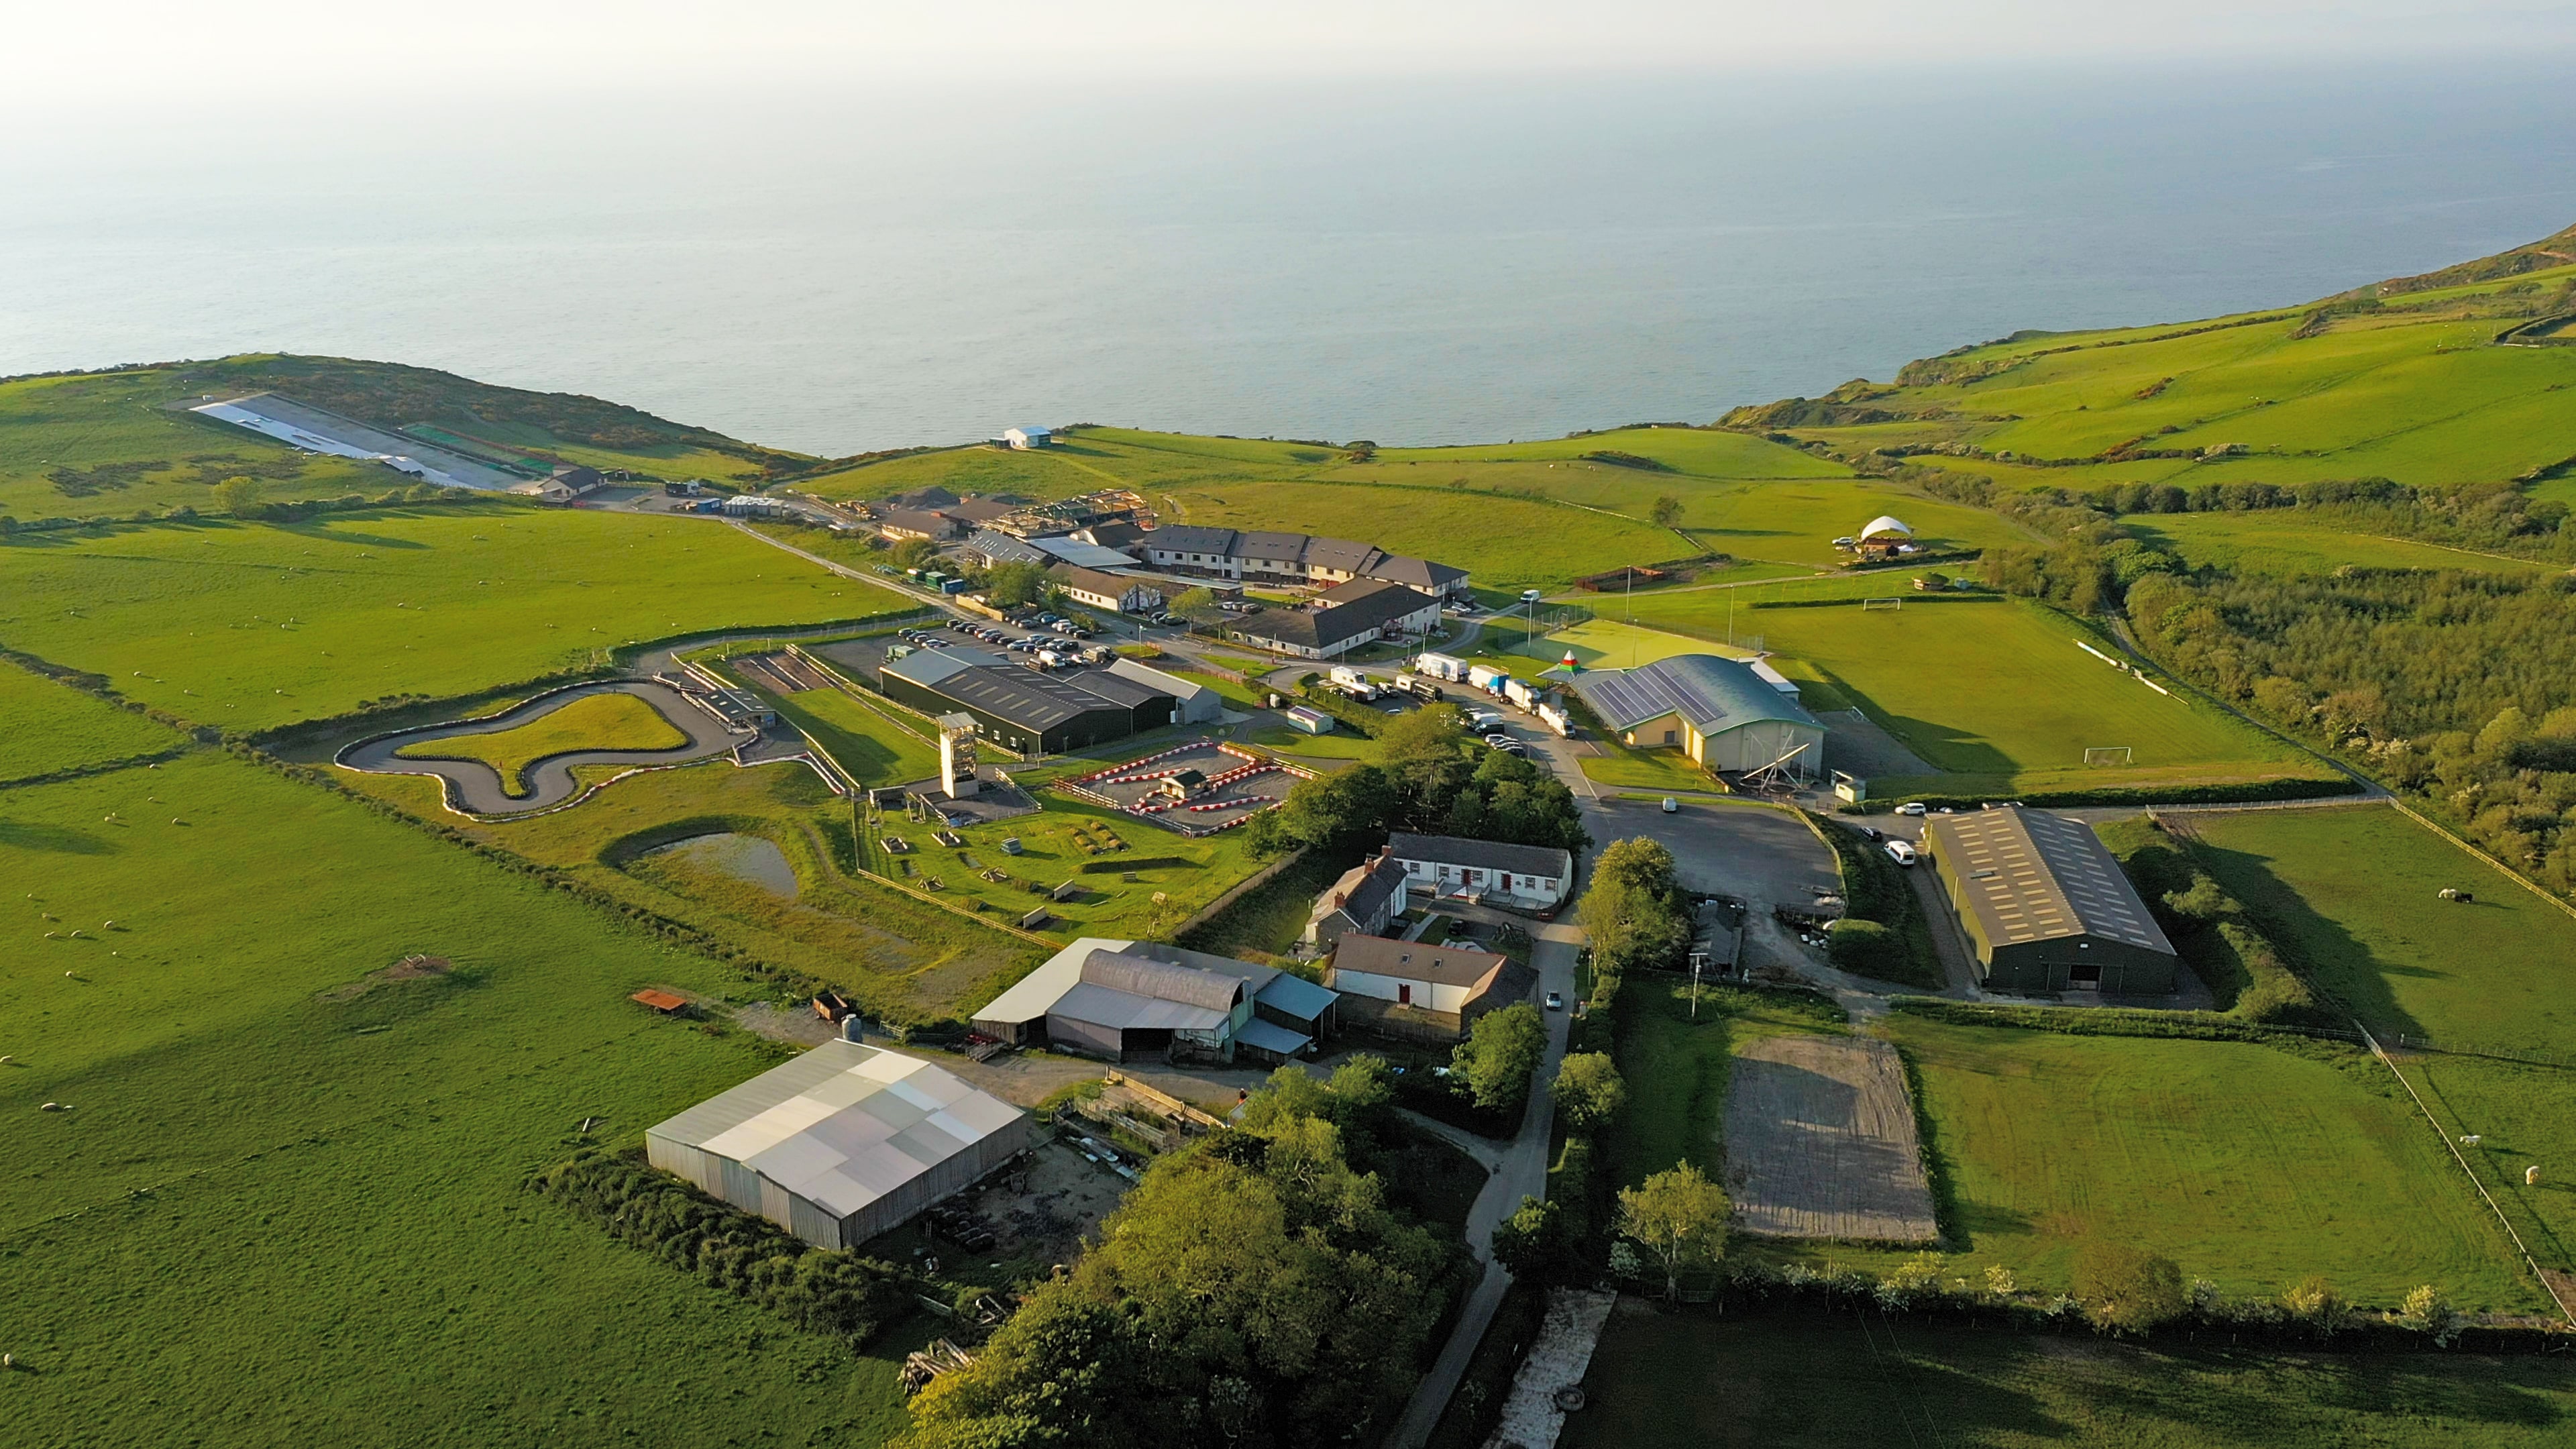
1921,806,2180,995
1566,653,1825,780
645,1040,1028,1249
971,937,1337,1064
1384,832,1575,908
878,647,1170,753
1226,580,1441,659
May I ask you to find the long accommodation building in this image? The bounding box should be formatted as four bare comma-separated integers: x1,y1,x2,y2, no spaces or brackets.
1920,805,2180,994
1138,525,1471,600
1385,832,1574,910
1225,579,1442,660
1566,653,1825,780
1325,932,1532,1039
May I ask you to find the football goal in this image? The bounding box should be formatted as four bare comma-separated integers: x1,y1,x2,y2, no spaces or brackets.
1860,597,1903,612
2083,746,2135,767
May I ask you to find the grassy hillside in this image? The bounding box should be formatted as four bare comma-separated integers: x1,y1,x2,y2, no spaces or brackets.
1731,231,2576,525
0,506,910,730
803,423,1970,588
0,743,921,1447
0,355,814,519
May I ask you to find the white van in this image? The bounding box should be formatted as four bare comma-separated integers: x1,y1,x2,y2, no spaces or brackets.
1884,839,1919,867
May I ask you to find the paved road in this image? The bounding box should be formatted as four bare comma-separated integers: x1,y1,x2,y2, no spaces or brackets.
337,680,745,815
1385,922,1579,1449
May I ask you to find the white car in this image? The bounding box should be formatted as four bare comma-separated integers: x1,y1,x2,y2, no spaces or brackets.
1544,991,1564,1011
1896,802,1929,817
1884,839,1919,867
1661,797,1679,814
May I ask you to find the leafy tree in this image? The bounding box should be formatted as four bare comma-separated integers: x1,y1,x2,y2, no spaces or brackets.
1650,495,1684,527
2279,1275,2352,1334
1171,586,1226,623
2400,1284,2464,1346
213,475,264,518
890,536,942,572
1615,1163,1729,1300
1552,1052,1625,1130
1450,1003,1546,1114
2072,1241,2186,1334
985,560,1049,606
1824,917,1903,976
1489,1195,1577,1283
1576,837,1691,977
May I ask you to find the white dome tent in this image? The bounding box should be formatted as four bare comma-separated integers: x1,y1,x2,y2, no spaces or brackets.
1858,515,1913,541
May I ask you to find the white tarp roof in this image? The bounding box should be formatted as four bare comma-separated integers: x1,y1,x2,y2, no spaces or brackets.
1859,515,1913,539
649,1040,1024,1222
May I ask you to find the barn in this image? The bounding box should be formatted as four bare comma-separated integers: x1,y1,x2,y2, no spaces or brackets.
877,646,1173,753
645,1040,1029,1250
1919,805,2180,994
1566,653,1825,780
971,938,1338,1065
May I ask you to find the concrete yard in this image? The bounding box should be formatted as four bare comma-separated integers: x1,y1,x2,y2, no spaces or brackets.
1723,1034,1937,1242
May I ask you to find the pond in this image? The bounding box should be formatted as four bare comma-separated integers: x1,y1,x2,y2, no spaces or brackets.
643,832,799,899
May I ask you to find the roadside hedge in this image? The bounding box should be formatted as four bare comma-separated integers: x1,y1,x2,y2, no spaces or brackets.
528,1148,916,1346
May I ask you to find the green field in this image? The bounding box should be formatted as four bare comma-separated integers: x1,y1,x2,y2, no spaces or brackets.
1600,985,1843,1193
1563,1303,2576,1449
1607,596,2315,794
0,508,909,730
2124,511,2556,577
0,660,188,782
1876,1018,2535,1308
394,690,689,796
1760,258,2576,497
2185,804,2576,1275
712,667,944,790
335,755,1044,1020
0,740,920,1446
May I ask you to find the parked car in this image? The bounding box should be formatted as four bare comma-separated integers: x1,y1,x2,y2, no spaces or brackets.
1884,840,1919,867
1862,826,1884,841
1662,797,1679,814
1896,802,1929,816
1545,991,1564,1011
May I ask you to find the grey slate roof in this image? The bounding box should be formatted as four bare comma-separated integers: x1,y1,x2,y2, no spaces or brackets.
1568,654,1821,736
1923,806,2176,955
964,529,1049,566
931,664,1131,732
1147,525,1239,555
1234,581,1438,651
1386,832,1572,880
1360,554,1468,591
1301,536,1383,574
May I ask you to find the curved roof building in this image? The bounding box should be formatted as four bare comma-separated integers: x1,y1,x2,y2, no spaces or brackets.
1566,653,1825,780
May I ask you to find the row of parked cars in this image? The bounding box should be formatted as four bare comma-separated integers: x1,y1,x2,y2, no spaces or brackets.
1463,705,1529,758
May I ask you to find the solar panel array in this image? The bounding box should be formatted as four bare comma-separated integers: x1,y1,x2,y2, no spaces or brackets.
1568,654,1821,734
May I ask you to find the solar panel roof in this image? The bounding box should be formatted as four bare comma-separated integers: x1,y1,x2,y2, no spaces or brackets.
1923,806,2175,954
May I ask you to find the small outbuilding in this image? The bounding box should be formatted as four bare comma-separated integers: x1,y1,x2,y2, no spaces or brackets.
1002,427,1053,450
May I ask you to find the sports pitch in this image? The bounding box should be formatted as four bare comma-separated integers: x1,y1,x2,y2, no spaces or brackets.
1610,596,2318,794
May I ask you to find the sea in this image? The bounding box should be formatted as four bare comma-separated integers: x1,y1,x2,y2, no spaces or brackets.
3,58,2572,455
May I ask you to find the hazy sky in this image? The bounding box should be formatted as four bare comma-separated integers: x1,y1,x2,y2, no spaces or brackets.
13,0,2576,103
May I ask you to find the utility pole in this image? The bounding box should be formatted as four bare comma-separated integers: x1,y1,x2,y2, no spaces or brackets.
1689,950,1708,1018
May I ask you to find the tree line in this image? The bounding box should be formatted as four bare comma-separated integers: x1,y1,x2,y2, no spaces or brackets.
1244,706,1588,857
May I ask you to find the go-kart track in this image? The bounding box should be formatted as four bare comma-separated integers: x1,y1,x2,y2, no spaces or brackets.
1056,739,1316,836
336,680,750,816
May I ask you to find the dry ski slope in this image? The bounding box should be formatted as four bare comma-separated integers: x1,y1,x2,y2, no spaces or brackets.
1724,1034,1936,1242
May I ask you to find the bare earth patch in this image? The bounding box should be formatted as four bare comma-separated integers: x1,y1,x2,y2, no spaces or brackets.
1722,1034,1937,1242
316,953,451,1004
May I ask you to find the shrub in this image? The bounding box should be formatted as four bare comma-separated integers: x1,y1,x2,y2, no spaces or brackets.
527,1148,914,1345
2073,1241,2187,1334
1825,917,1904,975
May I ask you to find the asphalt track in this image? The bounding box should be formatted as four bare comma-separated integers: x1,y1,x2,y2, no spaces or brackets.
336,680,743,815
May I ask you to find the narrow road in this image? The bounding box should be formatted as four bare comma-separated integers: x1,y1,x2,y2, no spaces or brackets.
335,679,744,815
1385,922,1580,1449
